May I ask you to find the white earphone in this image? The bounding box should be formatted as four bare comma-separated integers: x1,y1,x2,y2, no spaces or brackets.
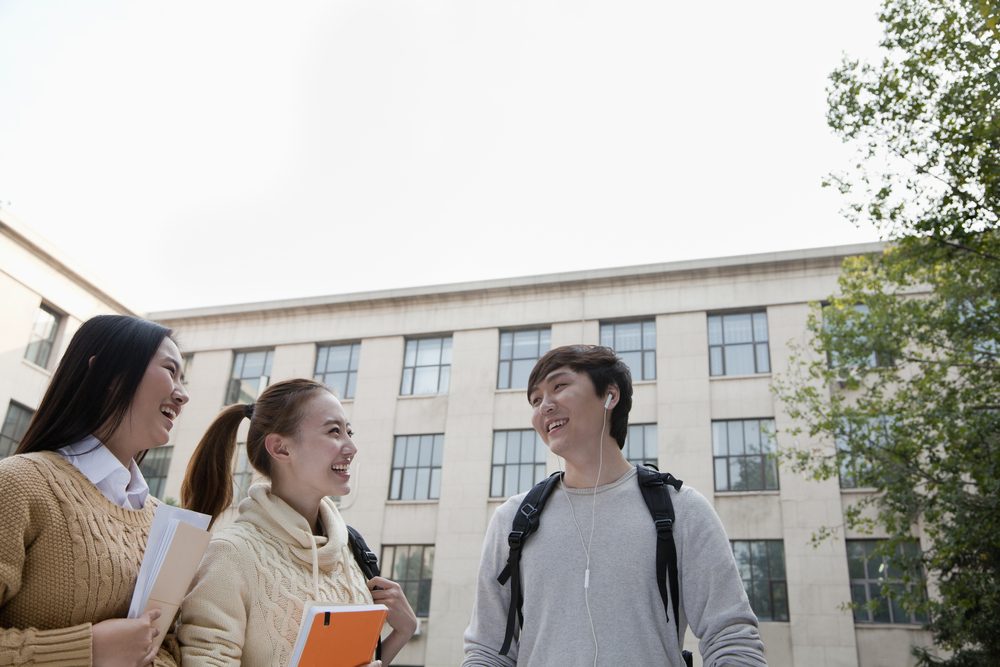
604,394,613,409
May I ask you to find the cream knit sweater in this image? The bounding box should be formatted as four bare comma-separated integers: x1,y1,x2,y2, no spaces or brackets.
0,452,179,667
178,484,373,667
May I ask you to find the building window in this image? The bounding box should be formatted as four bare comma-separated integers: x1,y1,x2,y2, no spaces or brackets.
0,402,35,459
24,304,61,369
233,442,254,502
623,423,658,468
400,337,452,396
732,540,789,621
381,545,434,617
226,349,274,405
713,419,778,492
847,540,927,624
139,446,173,499
181,353,194,384
825,304,894,368
498,329,551,390
491,429,547,497
315,343,361,399
389,434,444,500
708,312,770,376
600,320,656,381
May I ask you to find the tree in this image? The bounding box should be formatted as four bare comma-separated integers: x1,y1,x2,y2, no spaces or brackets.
773,0,1000,664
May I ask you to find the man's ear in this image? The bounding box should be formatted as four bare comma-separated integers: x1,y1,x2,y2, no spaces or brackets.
605,384,620,410
265,433,291,462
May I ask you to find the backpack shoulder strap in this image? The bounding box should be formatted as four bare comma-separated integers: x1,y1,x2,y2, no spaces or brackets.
496,471,563,656
636,466,684,636
346,525,381,579
346,525,382,661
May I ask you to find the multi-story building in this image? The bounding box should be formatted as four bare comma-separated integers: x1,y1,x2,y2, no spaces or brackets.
0,210,938,666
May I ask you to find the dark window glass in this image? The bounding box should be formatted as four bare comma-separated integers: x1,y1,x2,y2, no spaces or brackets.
498,329,551,390
226,349,274,404
732,540,789,621
382,545,435,617
600,320,656,380
713,419,779,491
0,402,35,459
847,540,927,624
401,337,452,396
315,343,362,399
623,423,658,468
708,312,770,376
24,305,61,369
389,435,444,500
490,429,547,497
139,446,173,499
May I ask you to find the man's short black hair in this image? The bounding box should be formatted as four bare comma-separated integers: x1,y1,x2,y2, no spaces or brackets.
527,344,633,449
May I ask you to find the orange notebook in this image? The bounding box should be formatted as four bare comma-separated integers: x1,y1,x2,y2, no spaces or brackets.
288,603,388,667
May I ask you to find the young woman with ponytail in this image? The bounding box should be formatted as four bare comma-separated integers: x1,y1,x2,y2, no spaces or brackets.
0,314,188,667
177,378,417,667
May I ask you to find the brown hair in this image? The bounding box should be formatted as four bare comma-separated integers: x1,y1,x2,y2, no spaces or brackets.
527,345,633,449
181,378,329,526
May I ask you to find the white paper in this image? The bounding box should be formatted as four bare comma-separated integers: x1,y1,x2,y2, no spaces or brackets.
128,504,211,618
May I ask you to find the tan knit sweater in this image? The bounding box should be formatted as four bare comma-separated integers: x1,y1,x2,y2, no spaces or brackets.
0,452,179,667
178,484,373,667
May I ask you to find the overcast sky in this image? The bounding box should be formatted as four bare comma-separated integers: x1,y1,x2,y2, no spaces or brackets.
0,1,887,313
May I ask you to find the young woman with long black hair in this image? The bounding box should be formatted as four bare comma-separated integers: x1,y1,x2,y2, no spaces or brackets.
178,378,416,667
0,314,189,667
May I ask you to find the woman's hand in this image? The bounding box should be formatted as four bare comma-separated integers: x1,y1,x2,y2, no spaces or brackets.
367,577,418,637
92,609,162,667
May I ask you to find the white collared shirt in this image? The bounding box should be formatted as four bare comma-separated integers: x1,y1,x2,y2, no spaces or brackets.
56,435,150,510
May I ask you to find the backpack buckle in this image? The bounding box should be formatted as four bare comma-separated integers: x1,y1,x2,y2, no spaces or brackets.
655,518,673,534
519,503,538,519
508,531,525,548
360,550,377,565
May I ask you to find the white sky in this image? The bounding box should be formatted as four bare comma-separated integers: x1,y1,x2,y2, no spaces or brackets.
0,1,886,313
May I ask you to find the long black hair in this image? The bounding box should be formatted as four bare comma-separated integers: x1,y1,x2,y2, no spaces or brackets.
16,315,173,457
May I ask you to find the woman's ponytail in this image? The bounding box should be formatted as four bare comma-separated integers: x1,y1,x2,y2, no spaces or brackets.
181,403,246,527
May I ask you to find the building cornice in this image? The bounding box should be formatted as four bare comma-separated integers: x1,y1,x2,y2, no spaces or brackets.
0,207,142,317
151,241,887,322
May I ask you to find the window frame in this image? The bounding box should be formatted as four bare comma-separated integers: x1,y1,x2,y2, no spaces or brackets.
497,328,551,390
24,303,62,370
0,401,35,459
139,445,173,499
389,434,444,501
226,348,275,405
314,342,362,400
712,418,779,492
622,423,658,469
847,539,928,624
707,311,771,377
400,336,452,396
600,319,657,381
731,539,789,621
490,429,548,497
381,544,435,617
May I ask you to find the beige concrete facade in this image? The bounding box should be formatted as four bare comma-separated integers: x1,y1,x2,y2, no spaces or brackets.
0,207,140,447
0,213,939,666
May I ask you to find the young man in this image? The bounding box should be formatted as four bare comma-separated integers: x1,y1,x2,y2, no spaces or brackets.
462,345,767,666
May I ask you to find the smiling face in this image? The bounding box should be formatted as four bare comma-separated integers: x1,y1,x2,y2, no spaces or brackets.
283,390,358,500
103,337,189,465
529,366,614,462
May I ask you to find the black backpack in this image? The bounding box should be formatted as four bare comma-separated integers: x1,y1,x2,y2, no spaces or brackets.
347,525,382,662
496,465,694,667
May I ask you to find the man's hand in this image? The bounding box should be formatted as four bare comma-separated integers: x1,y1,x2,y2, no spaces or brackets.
91,609,162,667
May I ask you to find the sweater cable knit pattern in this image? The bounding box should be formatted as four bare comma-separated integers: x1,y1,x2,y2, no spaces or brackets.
0,452,179,667
178,483,372,667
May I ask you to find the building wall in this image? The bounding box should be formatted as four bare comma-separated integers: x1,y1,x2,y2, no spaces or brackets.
149,242,936,667
0,208,140,446
0,213,939,667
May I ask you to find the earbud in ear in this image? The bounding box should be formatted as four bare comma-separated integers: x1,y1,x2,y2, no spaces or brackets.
604,394,613,409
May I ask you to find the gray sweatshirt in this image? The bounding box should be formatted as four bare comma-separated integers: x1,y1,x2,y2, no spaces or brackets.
462,467,767,666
